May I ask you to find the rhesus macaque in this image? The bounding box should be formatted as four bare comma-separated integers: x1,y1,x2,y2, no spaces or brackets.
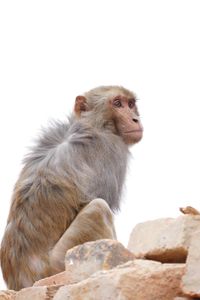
0,86,143,290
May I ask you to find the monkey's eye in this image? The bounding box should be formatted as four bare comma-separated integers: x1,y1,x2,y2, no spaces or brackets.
113,99,122,108
128,99,136,109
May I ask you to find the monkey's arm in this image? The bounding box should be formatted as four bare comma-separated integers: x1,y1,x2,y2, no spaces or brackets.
62,122,127,211
49,198,116,273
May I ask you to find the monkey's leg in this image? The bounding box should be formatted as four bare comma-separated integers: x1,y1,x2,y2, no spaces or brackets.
49,198,116,272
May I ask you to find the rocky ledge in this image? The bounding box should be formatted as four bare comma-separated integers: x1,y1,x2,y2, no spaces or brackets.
1,206,200,300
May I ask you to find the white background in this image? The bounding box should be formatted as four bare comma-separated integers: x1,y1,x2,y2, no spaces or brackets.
0,0,200,290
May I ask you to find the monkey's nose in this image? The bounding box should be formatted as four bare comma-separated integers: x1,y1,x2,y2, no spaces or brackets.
132,118,139,123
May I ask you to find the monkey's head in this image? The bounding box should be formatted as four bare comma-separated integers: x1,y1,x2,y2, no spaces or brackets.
74,86,143,145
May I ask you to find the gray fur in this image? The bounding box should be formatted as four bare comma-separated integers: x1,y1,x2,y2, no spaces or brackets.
23,114,129,211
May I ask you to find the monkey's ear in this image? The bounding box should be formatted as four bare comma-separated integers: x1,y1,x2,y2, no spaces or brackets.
74,96,89,117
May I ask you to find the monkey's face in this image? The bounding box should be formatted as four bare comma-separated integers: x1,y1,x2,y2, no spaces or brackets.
111,95,143,145
74,86,143,145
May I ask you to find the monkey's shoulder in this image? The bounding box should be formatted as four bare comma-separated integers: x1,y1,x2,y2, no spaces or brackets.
23,119,128,169
67,121,127,150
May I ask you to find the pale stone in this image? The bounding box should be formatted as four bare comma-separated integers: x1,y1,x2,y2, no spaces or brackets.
15,285,61,300
35,239,134,287
0,290,16,300
174,298,192,300
34,272,68,287
64,239,135,275
181,230,200,297
128,215,200,263
54,260,185,300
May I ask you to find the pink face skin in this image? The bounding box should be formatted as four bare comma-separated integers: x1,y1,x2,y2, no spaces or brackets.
111,95,143,145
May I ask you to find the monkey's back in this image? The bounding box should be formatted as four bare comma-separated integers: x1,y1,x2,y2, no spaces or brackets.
0,118,129,289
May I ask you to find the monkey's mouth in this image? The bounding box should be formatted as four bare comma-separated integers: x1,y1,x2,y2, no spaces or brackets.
124,130,143,134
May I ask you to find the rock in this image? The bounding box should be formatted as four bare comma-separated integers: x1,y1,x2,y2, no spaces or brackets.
15,285,61,300
128,215,200,263
180,206,200,216
34,272,69,287
0,290,16,300
181,230,200,297
35,239,134,287
64,239,135,275
174,298,192,300
54,260,185,300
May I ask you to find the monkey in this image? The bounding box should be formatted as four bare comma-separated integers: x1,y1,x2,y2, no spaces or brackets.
0,85,143,290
